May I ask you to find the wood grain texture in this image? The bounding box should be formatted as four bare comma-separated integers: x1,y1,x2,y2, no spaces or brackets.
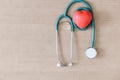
0,0,119,80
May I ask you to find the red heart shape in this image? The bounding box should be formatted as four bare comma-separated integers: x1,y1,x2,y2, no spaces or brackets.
73,10,92,29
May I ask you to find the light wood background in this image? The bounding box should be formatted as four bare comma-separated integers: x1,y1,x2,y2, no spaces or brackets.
0,0,120,80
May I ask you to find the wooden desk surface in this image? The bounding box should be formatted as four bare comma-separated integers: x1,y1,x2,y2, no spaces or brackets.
0,0,120,80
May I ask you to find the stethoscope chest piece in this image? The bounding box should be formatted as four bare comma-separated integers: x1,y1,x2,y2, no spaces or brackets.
85,48,97,59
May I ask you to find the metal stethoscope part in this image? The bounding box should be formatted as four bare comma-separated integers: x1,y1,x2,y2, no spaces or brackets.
56,30,74,67
56,0,97,67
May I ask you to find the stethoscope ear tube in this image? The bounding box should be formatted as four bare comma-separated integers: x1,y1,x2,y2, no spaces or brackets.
56,17,74,67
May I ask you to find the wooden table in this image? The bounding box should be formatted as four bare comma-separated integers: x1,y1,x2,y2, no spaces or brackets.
0,0,119,80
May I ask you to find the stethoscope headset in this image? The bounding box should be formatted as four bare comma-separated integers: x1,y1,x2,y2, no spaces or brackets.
56,0,97,67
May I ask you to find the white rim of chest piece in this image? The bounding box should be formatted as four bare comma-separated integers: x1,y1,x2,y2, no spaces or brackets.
85,48,97,59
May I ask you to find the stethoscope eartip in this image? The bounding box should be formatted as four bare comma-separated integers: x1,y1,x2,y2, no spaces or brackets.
57,63,62,67
85,48,97,59
57,63,66,67
67,63,72,67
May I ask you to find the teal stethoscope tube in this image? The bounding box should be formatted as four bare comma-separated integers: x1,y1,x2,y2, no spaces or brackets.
56,0,96,67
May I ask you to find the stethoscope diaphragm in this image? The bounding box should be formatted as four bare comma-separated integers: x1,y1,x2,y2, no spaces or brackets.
85,48,97,59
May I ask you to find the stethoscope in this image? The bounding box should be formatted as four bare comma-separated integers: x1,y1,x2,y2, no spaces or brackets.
56,0,97,67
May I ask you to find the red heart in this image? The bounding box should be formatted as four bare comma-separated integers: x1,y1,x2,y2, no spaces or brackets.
73,10,92,29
